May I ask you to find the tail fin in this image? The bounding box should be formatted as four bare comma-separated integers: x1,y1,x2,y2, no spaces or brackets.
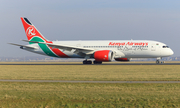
21,17,49,44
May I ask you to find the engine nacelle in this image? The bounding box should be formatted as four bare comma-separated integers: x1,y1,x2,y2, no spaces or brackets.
115,58,130,62
93,50,114,62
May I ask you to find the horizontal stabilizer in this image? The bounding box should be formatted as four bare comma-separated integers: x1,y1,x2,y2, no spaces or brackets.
8,43,38,49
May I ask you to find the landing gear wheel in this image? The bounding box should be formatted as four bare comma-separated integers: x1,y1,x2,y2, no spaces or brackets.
87,60,92,64
83,60,87,64
156,60,160,64
83,60,92,64
93,61,102,64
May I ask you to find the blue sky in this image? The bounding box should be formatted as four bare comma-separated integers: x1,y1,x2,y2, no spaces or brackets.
1,0,180,57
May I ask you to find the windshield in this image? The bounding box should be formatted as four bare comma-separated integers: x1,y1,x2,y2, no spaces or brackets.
163,46,169,48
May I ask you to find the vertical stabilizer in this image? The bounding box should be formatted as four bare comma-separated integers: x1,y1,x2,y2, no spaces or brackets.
21,17,48,44
20,17,69,58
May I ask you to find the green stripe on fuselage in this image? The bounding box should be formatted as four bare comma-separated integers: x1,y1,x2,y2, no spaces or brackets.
30,37,58,57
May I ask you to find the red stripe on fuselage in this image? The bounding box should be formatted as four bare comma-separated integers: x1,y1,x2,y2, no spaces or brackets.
47,42,69,58
50,48,70,58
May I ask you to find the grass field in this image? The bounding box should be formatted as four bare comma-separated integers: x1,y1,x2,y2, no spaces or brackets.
0,62,180,107
0,64,180,81
0,82,180,108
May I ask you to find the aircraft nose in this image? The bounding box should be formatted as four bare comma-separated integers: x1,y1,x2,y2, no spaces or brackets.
169,49,174,55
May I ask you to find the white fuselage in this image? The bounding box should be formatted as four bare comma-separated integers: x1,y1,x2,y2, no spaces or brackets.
24,40,174,59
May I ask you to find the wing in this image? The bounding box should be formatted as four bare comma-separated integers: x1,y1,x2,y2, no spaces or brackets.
8,43,38,49
22,40,95,55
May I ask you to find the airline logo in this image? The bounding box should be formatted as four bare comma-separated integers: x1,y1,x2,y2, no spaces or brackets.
109,42,148,46
26,26,36,37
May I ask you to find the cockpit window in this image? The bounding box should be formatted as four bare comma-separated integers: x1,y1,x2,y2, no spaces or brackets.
163,46,169,48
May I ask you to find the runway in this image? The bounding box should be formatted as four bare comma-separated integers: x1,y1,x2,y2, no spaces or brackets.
0,80,180,83
0,62,180,65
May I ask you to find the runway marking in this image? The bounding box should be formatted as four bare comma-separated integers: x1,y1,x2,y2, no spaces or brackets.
0,80,180,83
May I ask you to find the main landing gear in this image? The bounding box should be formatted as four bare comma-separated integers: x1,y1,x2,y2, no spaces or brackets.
93,61,102,64
82,60,102,64
83,60,92,64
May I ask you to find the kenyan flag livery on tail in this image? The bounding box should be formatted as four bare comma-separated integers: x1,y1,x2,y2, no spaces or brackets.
21,17,69,58
21,17,48,43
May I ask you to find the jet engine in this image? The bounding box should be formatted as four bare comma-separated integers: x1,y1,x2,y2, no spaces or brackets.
93,50,114,62
115,58,130,61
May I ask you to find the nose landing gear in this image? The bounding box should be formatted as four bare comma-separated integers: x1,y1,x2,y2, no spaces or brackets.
156,57,164,64
156,60,160,64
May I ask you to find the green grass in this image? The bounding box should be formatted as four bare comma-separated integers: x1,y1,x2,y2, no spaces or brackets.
0,65,180,81
0,63,180,107
0,82,180,108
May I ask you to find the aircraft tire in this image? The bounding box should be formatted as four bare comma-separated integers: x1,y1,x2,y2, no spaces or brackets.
87,60,92,64
93,61,102,64
83,60,92,64
83,60,87,64
156,60,160,64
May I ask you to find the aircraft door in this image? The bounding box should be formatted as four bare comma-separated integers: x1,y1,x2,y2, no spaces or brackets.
151,44,156,51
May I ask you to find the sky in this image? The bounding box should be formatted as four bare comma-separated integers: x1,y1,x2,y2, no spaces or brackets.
1,0,180,57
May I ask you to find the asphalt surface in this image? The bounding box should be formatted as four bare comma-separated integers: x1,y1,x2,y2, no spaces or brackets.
0,63,180,65
0,80,180,83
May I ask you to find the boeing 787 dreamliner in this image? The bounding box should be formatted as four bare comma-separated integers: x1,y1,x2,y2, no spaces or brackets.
9,17,174,64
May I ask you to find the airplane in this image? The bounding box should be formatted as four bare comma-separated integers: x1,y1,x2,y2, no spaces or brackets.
9,17,174,64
